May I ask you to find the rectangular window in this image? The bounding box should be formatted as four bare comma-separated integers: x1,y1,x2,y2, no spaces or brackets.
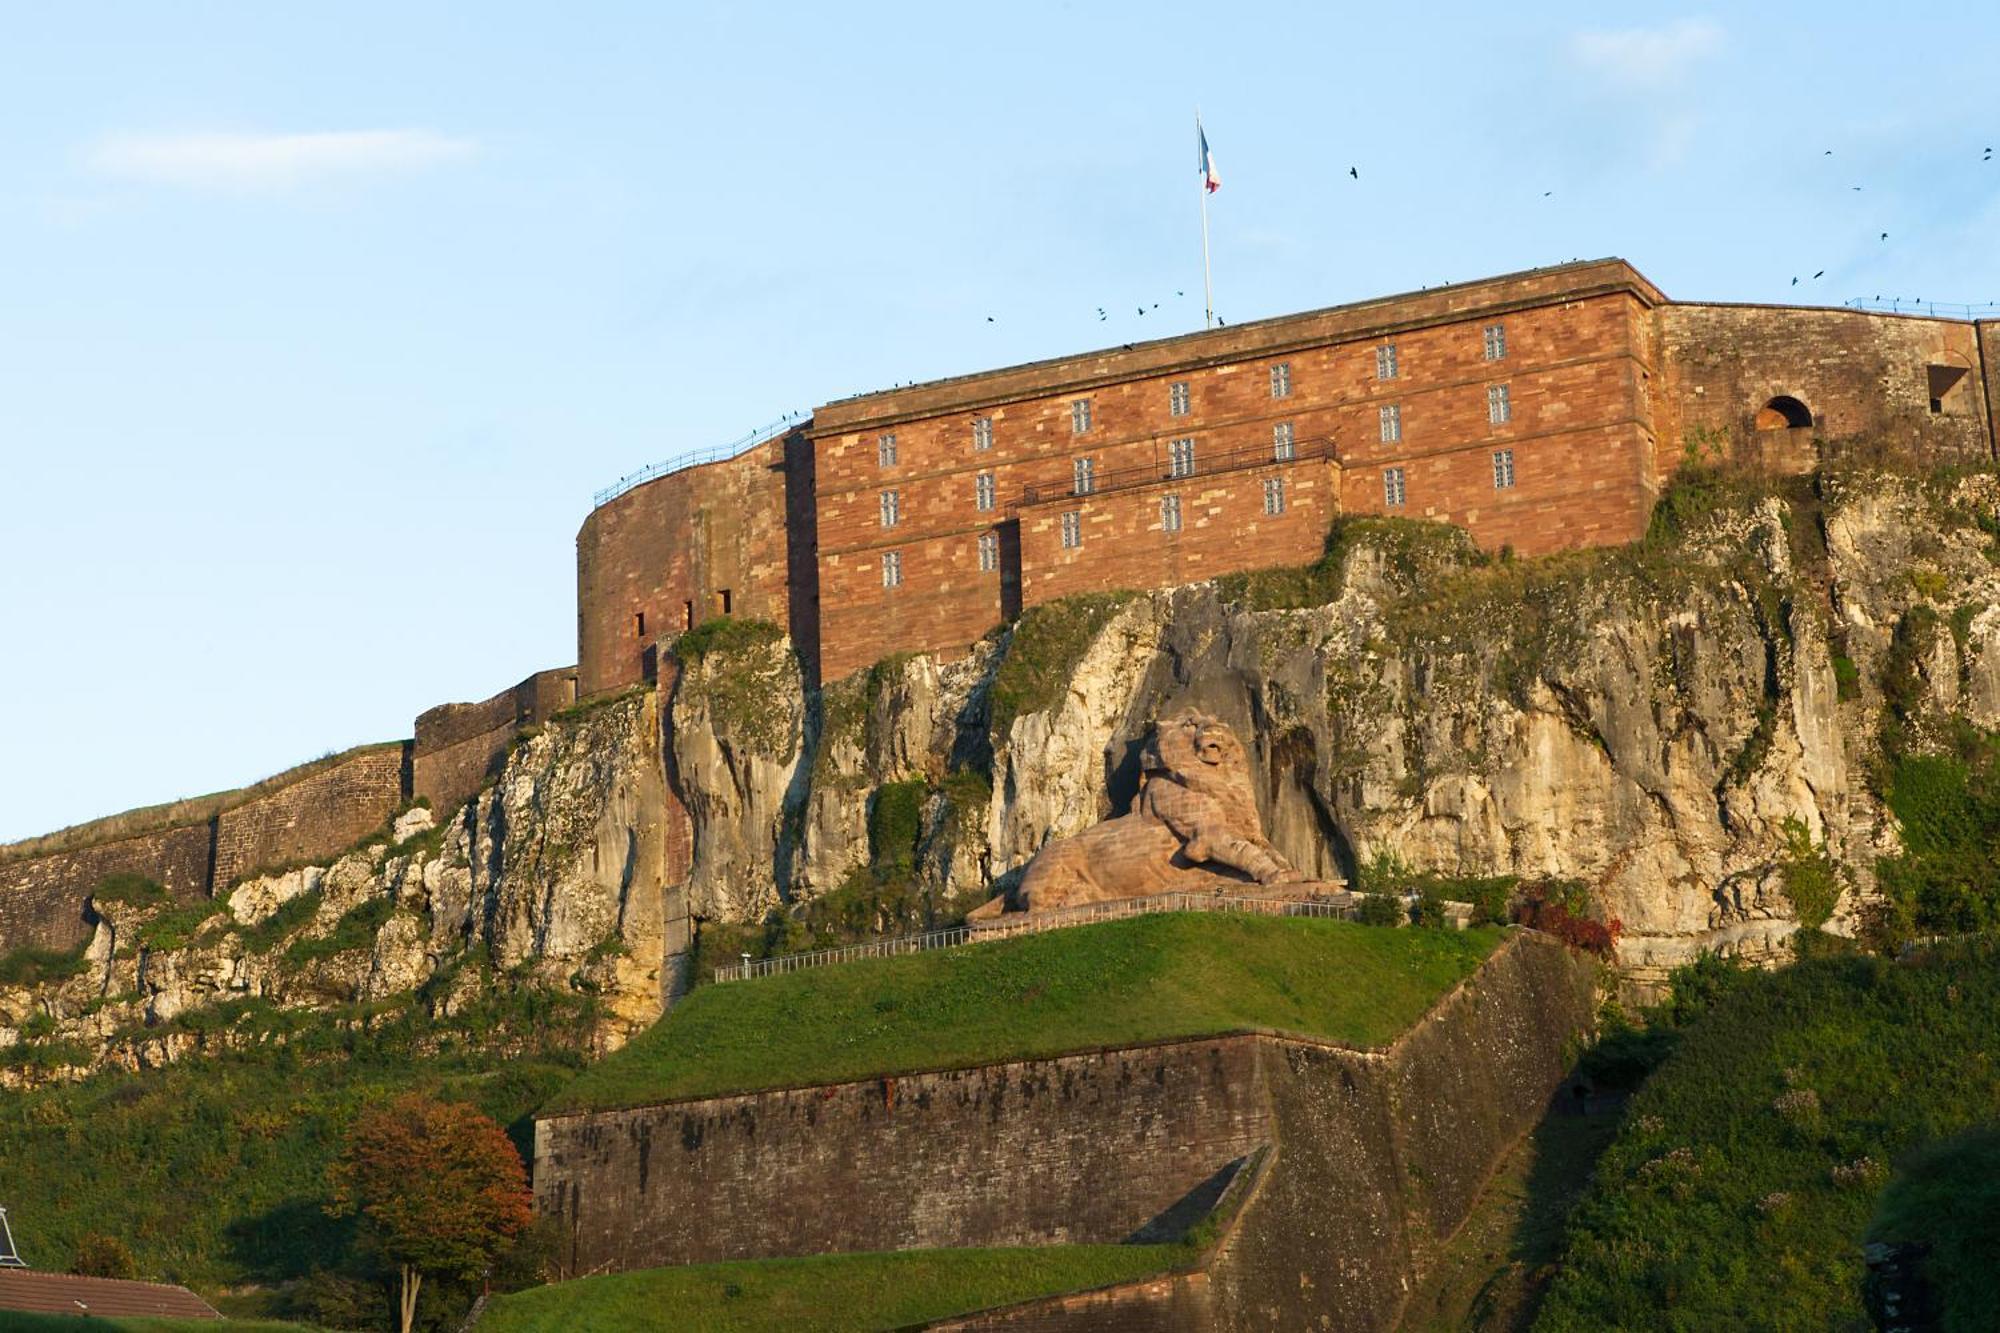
879,489,900,527
1263,476,1287,515
1060,510,1082,549
1483,323,1507,360
1379,403,1402,443
882,550,903,587
1376,344,1399,380
1070,399,1092,434
971,416,993,451
1161,493,1183,533
1383,467,1406,507
975,473,995,511
1168,381,1191,417
635,612,646,638
1168,437,1195,478
1270,362,1292,398
1492,448,1516,490
1073,457,1095,495
1272,421,1295,461
978,531,999,572
1488,383,1512,425
877,433,898,467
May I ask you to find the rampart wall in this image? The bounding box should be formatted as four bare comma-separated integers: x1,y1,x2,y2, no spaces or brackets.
532,930,1594,1330
412,668,579,817
208,743,410,889
0,823,213,954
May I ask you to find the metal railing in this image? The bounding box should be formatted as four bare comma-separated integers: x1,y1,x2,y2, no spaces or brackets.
710,888,1374,983
1842,297,2000,321
1015,435,1336,510
592,412,807,508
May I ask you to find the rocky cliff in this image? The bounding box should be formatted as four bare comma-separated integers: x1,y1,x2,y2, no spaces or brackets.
6,466,1996,1082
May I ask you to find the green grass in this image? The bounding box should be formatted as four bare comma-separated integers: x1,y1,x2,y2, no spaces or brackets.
1533,940,2000,1331
474,1243,1194,1333
547,914,1503,1113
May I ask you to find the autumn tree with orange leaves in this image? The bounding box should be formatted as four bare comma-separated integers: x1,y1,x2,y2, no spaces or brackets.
328,1093,533,1333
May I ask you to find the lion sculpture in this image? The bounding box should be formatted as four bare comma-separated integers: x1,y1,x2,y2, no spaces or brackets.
969,709,1305,920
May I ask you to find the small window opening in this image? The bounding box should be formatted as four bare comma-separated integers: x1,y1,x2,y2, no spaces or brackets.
717,589,732,615
1928,364,1970,415
683,601,694,630
635,612,646,638
1754,396,1814,430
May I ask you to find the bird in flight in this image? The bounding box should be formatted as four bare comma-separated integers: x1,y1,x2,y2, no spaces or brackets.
1542,190,1553,197
986,316,995,322
1813,270,1825,279
1881,231,1889,240
1137,306,1145,316
1348,166,1359,179
1791,277,1799,285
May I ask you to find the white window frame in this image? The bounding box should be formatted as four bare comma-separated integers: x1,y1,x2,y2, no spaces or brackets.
1488,383,1512,425
1272,421,1295,461
1168,437,1195,478
1492,448,1516,490
877,433,898,467
977,531,999,572
1376,344,1399,380
1483,323,1507,361
1270,362,1292,398
1383,467,1406,507
1070,399,1092,434
971,416,993,451
881,550,903,587
1060,510,1082,549
1073,456,1096,495
1161,493,1183,533
1263,476,1287,515
1379,403,1402,443
879,489,900,528
1168,381,1191,417
975,473,995,512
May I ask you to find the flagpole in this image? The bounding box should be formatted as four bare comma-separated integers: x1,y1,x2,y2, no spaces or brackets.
1198,111,1215,329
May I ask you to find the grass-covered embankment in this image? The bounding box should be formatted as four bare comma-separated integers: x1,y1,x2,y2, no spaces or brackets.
475,1243,1193,1333
548,913,1503,1113
1534,940,2000,1330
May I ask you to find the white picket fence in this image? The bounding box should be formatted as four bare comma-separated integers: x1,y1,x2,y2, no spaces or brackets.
709,889,1383,983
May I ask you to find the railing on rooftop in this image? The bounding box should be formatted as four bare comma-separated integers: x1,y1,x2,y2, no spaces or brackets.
591,412,807,509
706,887,1476,983
1842,298,2000,321
1014,434,1337,510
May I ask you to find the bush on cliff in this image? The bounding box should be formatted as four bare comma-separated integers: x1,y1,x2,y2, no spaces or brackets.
1535,938,2000,1330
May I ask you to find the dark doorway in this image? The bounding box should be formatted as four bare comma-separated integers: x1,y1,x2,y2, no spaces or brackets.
1755,396,1813,430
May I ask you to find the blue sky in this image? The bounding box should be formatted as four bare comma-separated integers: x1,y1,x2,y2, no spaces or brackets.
2,3,1996,841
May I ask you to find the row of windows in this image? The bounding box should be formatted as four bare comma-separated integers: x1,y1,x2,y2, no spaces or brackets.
876,478,1293,585
877,423,1305,526
871,323,1508,466
1374,383,1514,443
1378,448,1515,508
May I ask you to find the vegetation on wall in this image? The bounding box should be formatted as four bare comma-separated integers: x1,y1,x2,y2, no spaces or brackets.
986,591,1136,742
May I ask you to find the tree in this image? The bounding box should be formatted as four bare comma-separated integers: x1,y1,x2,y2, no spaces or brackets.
68,1233,136,1280
327,1093,533,1333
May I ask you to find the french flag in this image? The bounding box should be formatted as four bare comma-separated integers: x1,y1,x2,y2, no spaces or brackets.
1199,123,1220,193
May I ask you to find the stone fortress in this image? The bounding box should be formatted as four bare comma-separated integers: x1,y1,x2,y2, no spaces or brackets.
5,256,1999,955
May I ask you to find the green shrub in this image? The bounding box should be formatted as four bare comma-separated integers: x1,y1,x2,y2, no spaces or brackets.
1866,1125,2000,1331
134,900,227,952
1777,816,1843,930
868,780,929,873
235,887,324,954
671,615,784,665
1831,653,1861,701
0,946,89,988
285,897,394,966
988,592,1136,741
1355,892,1406,927
89,873,169,907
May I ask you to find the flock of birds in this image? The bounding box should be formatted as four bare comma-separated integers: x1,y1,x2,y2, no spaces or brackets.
940,142,2000,351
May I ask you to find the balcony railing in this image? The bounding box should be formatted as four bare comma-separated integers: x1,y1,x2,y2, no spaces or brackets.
592,412,807,509
1842,297,2000,321
1014,434,1335,509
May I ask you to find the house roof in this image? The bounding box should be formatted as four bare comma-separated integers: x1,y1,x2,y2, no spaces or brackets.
0,1268,220,1319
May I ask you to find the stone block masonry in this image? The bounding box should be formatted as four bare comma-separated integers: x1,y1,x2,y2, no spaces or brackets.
533,930,1595,1331
412,667,580,818
0,823,213,954
208,743,411,889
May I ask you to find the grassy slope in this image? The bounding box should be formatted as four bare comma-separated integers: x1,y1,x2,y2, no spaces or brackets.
549,914,1503,1113
0,1042,579,1295
0,1320,322,1332
1534,942,2000,1331
475,1244,1192,1333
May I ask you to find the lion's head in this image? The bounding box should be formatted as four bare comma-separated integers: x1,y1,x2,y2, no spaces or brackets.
1145,709,1259,812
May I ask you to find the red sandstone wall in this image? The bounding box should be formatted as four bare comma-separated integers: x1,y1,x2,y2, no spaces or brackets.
1980,321,2000,461
812,273,1659,679
1654,304,1994,471
412,667,579,816
210,744,409,888
575,433,796,697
